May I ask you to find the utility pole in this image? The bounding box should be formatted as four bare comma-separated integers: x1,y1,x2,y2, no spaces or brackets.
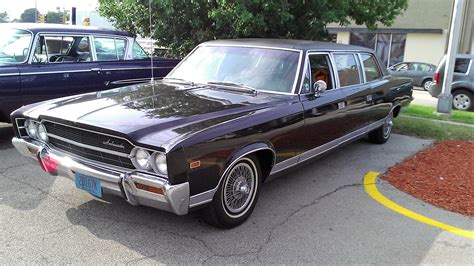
436,0,465,114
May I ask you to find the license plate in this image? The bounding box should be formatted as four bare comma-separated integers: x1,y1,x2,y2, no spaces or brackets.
75,172,102,198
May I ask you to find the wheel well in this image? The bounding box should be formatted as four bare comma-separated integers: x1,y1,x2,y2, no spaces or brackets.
452,87,472,94
392,105,402,118
253,149,275,182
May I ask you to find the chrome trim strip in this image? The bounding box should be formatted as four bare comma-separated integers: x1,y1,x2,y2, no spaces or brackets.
102,66,174,71
47,133,131,158
0,73,19,77
21,69,93,75
189,147,276,208
268,155,299,176
110,77,164,85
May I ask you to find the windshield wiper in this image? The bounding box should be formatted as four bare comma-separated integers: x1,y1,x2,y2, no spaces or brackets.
206,81,258,95
162,77,195,86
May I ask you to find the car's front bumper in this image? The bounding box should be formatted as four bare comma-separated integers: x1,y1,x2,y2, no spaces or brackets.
12,137,190,215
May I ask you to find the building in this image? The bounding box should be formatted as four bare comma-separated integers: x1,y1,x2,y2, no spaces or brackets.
327,0,473,68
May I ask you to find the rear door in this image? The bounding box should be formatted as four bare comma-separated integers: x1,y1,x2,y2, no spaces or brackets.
332,52,372,132
20,34,103,105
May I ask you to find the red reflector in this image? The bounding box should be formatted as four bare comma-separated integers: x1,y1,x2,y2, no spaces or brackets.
434,72,440,84
39,155,59,173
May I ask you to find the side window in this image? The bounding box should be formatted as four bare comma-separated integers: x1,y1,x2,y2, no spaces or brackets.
94,37,127,61
33,35,91,63
132,40,149,59
333,53,361,87
454,58,470,73
360,54,381,82
308,54,334,92
394,63,408,71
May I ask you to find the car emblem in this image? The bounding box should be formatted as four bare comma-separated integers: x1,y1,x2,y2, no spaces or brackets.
102,139,125,149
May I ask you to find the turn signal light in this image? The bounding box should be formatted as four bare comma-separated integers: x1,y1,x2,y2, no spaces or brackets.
134,182,164,195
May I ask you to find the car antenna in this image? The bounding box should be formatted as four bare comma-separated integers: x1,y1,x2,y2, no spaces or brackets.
149,0,154,84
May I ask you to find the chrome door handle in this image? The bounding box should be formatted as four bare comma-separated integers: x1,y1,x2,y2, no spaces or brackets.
337,101,346,109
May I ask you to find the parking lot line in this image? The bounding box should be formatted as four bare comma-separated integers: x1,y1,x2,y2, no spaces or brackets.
363,171,474,239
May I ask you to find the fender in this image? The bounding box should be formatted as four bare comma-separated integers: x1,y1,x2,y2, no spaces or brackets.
188,142,276,208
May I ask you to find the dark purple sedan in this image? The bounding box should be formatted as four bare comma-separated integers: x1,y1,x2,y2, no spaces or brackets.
0,23,180,122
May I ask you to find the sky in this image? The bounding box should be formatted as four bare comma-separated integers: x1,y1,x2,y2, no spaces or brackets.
1,0,98,20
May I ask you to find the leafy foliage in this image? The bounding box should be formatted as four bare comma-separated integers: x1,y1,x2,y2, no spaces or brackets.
0,12,9,23
20,8,40,23
98,0,408,57
45,9,65,24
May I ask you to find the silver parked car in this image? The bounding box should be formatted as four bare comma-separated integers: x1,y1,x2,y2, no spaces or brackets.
388,62,436,90
429,54,473,111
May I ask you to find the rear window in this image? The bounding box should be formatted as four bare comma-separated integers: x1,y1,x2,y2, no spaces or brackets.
454,58,471,73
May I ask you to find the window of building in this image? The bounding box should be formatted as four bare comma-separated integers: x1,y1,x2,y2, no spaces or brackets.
94,37,127,61
333,53,361,87
360,54,381,81
350,32,406,68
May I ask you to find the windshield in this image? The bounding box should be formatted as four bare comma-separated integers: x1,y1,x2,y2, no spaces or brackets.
167,46,300,93
0,29,32,64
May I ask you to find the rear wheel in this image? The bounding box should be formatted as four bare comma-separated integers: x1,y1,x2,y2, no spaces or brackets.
422,79,433,91
452,90,473,111
203,155,261,228
368,110,394,144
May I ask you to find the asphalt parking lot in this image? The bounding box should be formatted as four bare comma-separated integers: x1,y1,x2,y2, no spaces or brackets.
0,123,472,264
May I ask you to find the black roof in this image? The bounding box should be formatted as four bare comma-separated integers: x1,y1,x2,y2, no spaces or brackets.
201,38,373,52
0,23,132,37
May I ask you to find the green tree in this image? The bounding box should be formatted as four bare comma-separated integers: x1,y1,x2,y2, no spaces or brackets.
20,8,40,23
0,12,9,23
45,9,65,24
98,0,408,57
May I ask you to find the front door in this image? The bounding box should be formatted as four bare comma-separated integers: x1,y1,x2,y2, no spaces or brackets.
298,53,348,161
20,34,103,106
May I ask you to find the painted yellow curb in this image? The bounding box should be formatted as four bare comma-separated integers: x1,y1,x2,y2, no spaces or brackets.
364,171,474,239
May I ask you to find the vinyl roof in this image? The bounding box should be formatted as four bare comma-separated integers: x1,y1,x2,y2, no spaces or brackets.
0,23,132,37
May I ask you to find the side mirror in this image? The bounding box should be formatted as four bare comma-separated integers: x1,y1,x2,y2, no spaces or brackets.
313,80,327,97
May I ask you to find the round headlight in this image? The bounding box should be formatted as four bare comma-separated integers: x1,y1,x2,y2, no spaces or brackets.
25,119,37,139
134,148,151,170
37,123,48,142
152,153,167,175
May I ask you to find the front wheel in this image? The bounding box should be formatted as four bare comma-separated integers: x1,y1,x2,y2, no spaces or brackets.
368,111,394,144
452,90,473,111
203,155,261,228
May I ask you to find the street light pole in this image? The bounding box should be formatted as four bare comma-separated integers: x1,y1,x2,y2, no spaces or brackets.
436,0,465,114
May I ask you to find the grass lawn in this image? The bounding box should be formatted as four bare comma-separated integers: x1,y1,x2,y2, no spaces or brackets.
394,116,474,141
401,104,474,124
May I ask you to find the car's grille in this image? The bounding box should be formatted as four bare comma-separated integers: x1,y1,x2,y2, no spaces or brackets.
43,121,135,170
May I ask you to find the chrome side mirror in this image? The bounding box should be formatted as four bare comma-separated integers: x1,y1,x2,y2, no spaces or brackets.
313,80,327,97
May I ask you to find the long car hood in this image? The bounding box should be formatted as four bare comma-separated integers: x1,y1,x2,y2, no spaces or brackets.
24,81,289,149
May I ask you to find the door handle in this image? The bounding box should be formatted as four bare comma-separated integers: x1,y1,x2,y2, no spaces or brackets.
90,68,101,72
337,101,346,109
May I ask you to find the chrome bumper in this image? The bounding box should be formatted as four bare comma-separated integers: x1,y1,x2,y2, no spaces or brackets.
12,137,190,215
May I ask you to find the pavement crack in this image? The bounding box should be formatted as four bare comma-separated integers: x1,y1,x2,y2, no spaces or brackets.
1,224,74,245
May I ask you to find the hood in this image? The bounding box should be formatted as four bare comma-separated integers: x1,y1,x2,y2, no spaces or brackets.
24,81,290,150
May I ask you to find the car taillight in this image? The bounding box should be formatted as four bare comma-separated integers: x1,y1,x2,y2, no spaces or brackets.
433,72,440,84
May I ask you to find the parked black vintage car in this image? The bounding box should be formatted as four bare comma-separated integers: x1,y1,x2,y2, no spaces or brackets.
0,23,180,122
11,39,413,228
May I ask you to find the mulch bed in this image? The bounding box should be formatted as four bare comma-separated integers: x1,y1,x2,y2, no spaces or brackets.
381,140,473,217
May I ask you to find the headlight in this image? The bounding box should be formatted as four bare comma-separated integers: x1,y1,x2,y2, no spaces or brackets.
37,123,48,142
132,148,151,170
152,152,167,175
25,119,37,139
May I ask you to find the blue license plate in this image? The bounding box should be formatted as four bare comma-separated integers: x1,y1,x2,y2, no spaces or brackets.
75,172,102,198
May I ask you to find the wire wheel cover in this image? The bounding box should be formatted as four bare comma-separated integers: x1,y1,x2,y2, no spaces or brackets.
223,162,255,214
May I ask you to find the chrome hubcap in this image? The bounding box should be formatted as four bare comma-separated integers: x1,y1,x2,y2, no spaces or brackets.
453,94,471,110
383,112,394,138
224,162,255,214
